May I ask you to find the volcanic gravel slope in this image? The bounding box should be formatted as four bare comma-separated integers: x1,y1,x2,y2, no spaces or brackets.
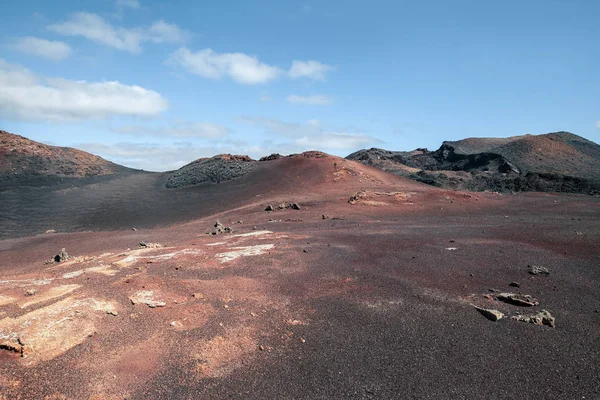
165,154,257,188
0,130,134,185
0,149,599,399
347,131,600,193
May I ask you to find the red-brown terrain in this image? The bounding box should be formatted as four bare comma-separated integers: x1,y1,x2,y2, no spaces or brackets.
0,130,134,185
0,134,599,399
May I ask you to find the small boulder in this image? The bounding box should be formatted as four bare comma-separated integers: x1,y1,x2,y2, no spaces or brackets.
509,282,520,288
497,293,539,307
265,205,274,211
512,310,555,328
529,265,550,276
51,248,69,263
290,203,301,210
474,306,504,322
212,220,232,235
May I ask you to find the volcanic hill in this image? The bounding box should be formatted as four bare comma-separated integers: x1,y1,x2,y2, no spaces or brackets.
347,131,600,193
0,130,134,185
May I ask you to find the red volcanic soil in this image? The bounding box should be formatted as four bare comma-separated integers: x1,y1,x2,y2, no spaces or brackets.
0,153,599,399
0,130,132,183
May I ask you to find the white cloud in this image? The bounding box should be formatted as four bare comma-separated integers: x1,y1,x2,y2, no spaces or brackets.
0,59,168,122
48,12,189,54
148,20,190,43
116,0,141,9
295,132,378,149
259,95,272,102
12,37,73,61
77,141,267,171
239,116,380,150
169,47,282,84
289,60,333,81
286,94,332,105
113,121,231,138
596,121,600,129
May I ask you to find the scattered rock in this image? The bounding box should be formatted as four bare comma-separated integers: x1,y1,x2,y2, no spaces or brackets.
497,292,539,307
139,242,163,249
132,228,137,231
212,220,232,235
512,310,555,328
290,203,301,210
474,306,504,321
277,203,287,210
509,281,520,288
107,310,119,316
265,205,274,211
44,229,56,234
322,214,330,219
529,265,550,276
303,249,310,253
488,288,501,293
24,288,38,297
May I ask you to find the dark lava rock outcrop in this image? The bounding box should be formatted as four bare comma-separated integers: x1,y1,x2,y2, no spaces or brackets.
166,155,256,188
347,132,600,194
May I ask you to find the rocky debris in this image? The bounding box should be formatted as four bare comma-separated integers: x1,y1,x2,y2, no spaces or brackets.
322,214,330,219
139,242,163,249
212,220,232,235
512,310,556,328
509,281,521,288
348,191,366,204
474,306,504,322
129,291,166,308
165,154,256,188
24,288,38,297
497,293,539,307
266,203,300,211
46,248,70,264
529,265,550,275
259,153,282,161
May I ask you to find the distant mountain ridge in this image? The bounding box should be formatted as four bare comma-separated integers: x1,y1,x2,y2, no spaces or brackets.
0,130,134,184
347,132,600,194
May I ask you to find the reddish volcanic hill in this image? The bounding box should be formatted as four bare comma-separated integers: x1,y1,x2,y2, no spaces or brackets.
0,130,133,183
0,148,433,238
347,131,600,193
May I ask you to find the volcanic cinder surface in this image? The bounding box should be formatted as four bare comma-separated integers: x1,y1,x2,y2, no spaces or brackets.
0,137,599,399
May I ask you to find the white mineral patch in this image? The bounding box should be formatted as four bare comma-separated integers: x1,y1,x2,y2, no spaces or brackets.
215,244,274,263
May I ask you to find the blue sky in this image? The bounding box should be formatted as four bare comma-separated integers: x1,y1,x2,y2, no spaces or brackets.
1,0,599,171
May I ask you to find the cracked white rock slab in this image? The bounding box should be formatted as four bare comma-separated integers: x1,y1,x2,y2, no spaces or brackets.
129,290,166,308
215,244,275,263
